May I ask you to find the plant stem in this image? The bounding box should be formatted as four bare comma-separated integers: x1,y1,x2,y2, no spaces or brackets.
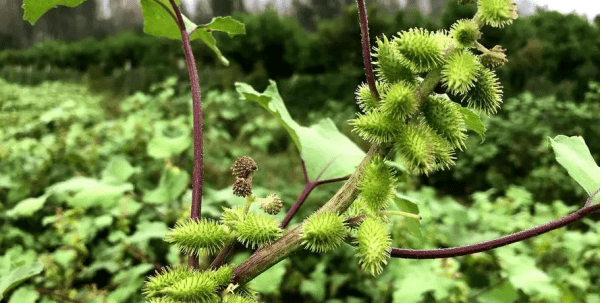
380,210,421,220
390,201,600,259
280,182,318,228
168,0,204,269
356,0,380,102
232,145,382,285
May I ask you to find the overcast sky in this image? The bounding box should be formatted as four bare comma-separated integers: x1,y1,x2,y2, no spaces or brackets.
528,0,600,19
107,0,600,20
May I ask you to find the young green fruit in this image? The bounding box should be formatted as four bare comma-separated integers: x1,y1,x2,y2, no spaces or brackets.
355,217,391,276
450,19,481,48
359,156,394,212
350,110,403,144
165,219,231,256
235,212,282,249
463,66,503,114
373,35,415,84
379,81,418,120
301,211,347,253
441,50,480,95
355,81,390,112
476,0,518,28
422,95,467,150
162,273,218,302
260,193,283,215
395,28,445,72
144,265,196,298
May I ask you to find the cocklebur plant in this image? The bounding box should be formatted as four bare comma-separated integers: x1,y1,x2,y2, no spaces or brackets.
21,0,600,302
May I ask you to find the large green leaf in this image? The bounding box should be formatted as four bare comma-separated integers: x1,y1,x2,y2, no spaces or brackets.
7,286,39,303
549,135,600,204
139,0,244,65
0,262,43,300
47,177,133,209
496,247,559,301
143,166,190,204
101,156,140,185
147,119,192,159
236,81,366,181
22,0,86,25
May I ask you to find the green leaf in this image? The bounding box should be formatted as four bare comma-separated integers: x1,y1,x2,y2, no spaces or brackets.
300,262,327,301
127,221,169,244
252,259,288,294
139,0,182,39
236,81,366,181
147,119,192,159
391,192,422,238
139,1,244,66
101,156,140,184
7,194,49,218
143,166,190,204
190,29,230,66
549,135,600,204
458,106,486,141
477,280,518,303
22,0,86,25
496,247,559,301
8,286,39,303
199,17,245,37
0,262,43,300
48,177,133,209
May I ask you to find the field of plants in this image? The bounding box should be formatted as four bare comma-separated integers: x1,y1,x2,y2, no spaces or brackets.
2,1,600,302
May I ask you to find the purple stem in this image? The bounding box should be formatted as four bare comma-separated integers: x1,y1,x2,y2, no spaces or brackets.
390,202,600,259
168,0,204,269
356,0,380,101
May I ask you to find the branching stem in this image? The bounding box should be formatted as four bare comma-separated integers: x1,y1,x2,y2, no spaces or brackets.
167,0,204,269
390,201,600,259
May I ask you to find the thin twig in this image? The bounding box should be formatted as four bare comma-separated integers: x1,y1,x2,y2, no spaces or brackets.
301,159,310,184
208,241,235,269
315,176,349,186
356,0,380,101
390,202,600,259
168,0,204,269
280,182,318,228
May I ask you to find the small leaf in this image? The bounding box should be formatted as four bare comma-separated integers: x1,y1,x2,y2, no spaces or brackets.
127,221,169,244
198,16,246,37
144,166,190,205
7,286,38,303
147,119,192,159
236,81,365,181
101,156,140,184
549,135,600,204
0,262,43,300
7,194,49,218
22,0,86,25
138,1,243,66
458,106,486,141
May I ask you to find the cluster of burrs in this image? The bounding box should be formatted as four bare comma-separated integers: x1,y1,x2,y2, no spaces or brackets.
300,156,396,276
351,0,517,175
144,157,285,303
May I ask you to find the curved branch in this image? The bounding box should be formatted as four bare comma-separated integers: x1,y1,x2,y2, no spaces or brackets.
168,0,204,269
390,202,600,259
356,0,380,102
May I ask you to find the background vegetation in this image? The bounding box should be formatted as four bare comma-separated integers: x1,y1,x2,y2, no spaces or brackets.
1,1,600,302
